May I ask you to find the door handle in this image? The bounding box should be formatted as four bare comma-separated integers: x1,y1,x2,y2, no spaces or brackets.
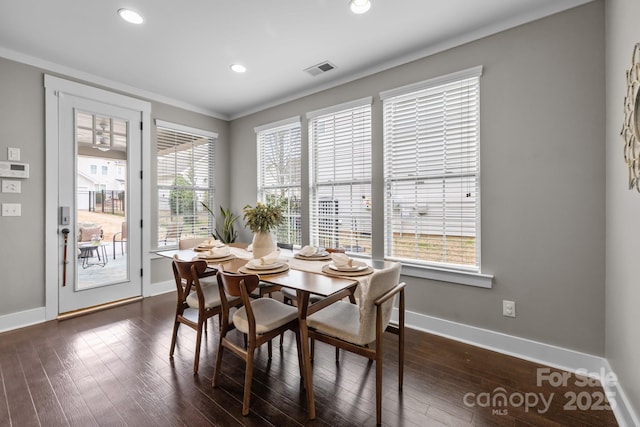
61,228,70,287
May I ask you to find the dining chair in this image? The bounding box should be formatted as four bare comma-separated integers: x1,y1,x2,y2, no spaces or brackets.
306,262,405,426
214,270,302,416
178,236,208,250
170,256,240,374
112,221,127,259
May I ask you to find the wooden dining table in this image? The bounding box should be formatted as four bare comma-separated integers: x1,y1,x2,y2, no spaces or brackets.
157,245,373,420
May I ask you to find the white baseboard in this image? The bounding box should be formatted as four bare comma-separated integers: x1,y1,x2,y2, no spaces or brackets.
0,306,46,334
392,307,639,427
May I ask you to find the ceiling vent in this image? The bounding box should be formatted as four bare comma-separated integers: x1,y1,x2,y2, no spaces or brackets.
304,61,337,76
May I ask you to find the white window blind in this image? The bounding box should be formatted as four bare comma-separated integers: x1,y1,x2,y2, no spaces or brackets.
256,118,302,246
382,68,481,271
308,99,372,255
156,122,216,247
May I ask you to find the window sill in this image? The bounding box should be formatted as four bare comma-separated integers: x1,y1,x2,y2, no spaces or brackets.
397,262,493,288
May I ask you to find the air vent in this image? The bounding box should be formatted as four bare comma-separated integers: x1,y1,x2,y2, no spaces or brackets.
304,61,337,76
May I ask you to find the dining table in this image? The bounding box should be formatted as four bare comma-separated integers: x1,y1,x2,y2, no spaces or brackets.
157,243,391,420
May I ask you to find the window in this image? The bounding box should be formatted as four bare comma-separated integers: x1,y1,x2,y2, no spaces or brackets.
382,67,482,272
156,120,217,248
308,98,372,255
256,117,302,247
101,165,108,175
90,164,97,175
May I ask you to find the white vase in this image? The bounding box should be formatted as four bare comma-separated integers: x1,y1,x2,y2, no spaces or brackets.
252,231,276,258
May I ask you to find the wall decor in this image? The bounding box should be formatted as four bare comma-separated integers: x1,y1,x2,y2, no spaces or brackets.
621,43,640,192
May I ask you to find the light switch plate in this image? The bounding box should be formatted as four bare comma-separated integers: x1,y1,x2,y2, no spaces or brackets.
7,147,20,161
2,180,21,193
2,203,21,216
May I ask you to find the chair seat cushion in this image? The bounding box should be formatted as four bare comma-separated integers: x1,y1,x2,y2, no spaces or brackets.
233,298,297,335
186,284,222,309
307,301,368,346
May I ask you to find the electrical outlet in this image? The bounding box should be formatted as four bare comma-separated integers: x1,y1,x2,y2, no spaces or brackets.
2,180,21,193
503,300,516,317
2,203,21,216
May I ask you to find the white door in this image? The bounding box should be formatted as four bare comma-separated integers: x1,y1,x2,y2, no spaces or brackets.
57,94,142,314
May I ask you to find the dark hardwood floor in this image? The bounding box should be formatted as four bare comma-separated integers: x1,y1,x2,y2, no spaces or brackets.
0,293,617,426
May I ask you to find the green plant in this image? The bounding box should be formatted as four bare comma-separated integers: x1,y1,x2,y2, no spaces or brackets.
243,201,284,233
200,202,239,243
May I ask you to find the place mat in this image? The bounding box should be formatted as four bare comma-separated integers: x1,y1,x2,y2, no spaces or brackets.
321,264,373,277
238,264,290,275
294,253,332,261
193,254,236,263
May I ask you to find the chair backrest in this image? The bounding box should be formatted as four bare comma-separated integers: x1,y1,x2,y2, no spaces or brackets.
121,221,127,239
79,226,103,242
217,271,260,335
171,255,211,306
276,242,293,251
165,222,183,239
356,262,402,344
178,237,208,250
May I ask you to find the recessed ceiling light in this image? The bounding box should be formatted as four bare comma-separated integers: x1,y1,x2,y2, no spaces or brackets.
350,0,371,14
118,8,144,24
231,64,247,73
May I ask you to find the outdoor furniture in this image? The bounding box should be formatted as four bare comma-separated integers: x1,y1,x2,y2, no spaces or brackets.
161,222,183,246
112,221,127,259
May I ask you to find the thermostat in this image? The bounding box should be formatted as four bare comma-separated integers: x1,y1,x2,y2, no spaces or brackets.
0,161,29,178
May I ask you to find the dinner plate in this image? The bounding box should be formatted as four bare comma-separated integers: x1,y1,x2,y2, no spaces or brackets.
328,263,368,272
294,253,331,261
244,261,284,270
196,252,233,260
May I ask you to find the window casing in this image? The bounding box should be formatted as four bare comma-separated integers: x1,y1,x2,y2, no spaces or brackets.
256,118,302,247
156,121,216,248
382,67,482,272
308,98,372,256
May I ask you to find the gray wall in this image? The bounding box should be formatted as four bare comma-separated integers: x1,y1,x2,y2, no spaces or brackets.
230,2,606,355
605,0,640,415
0,56,229,315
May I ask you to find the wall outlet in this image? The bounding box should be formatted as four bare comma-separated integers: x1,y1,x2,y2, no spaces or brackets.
7,147,20,161
503,300,516,317
2,203,21,216
2,180,21,193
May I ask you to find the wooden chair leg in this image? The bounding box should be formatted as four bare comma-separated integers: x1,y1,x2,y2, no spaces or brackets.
193,325,203,374
335,346,339,362
242,348,255,416
268,339,273,360
376,340,383,425
213,340,225,387
169,320,180,357
310,338,315,362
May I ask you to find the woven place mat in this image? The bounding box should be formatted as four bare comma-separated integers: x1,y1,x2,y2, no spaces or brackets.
294,253,332,261
321,264,373,277
239,264,290,275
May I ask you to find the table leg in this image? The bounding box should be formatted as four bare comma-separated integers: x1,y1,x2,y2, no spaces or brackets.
296,290,315,420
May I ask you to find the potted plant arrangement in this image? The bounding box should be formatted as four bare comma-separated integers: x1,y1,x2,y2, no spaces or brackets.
243,201,284,258
200,202,239,243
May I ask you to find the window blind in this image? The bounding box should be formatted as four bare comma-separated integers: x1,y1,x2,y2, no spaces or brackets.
309,101,372,255
257,119,302,246
383,71,481,271
156,123,216,247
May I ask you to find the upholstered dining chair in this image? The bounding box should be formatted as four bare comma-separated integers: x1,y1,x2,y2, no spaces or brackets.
178,236,208,250
214,270,301,416
170,256,240,374
306,262,405,426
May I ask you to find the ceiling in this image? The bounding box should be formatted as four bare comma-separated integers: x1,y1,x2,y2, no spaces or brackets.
0,0,590,120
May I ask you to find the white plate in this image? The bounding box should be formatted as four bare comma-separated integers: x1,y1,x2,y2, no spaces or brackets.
328,263,368,272
197,252,231,259
298,251,329,258
245,261,284,270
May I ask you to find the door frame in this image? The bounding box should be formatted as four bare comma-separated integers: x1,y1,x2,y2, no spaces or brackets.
44,75,152,320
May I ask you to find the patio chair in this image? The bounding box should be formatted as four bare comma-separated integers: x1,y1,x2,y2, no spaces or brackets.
112,221,127,259
161,222,183,246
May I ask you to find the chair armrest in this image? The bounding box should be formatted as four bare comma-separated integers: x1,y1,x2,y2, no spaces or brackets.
306,283,358,317
113,231,122,242
374,282,406,307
